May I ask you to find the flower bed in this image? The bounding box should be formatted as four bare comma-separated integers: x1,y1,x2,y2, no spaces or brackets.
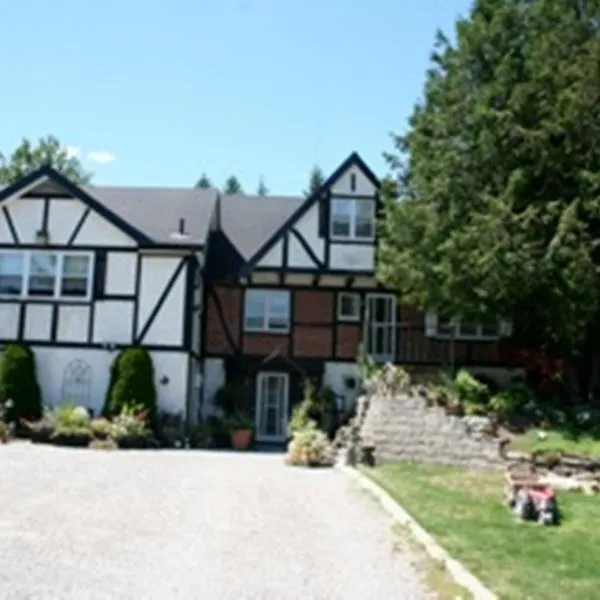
21,402,158,449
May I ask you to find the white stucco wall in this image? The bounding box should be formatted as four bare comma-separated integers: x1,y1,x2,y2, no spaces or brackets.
136,255,186,346
202,358,225,417
330,164,377,196
105,251,137,296
23,346,189,417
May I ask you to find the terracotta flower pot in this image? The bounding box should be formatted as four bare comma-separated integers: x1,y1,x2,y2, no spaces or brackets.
230,428,253,450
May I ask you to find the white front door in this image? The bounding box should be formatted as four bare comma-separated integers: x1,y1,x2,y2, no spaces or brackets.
255,372,289,442
364,294,397,363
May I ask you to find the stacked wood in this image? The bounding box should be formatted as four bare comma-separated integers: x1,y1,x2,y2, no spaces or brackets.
502,444,600,496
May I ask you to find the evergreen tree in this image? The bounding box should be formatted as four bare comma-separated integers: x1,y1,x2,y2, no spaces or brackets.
195,173,212,189
257,176,268,196
304,165,325,197
223,175,243,194
378,0,600,398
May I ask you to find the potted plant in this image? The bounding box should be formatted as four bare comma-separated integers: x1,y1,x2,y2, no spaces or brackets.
227,413,255,450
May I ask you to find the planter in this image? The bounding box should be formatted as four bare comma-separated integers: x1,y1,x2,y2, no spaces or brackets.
230,428,253,450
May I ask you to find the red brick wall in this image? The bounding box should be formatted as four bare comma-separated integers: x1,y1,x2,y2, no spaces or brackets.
336,325,361,359
243,334,289,356
293,291,334,358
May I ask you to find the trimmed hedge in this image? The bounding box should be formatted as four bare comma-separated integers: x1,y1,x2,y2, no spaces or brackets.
0,343,42,424
102,347,158,430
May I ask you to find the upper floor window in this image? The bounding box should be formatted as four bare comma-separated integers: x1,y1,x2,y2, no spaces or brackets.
244,289,290,333
338,292,360,321
330,198,375,241
0,250,93,301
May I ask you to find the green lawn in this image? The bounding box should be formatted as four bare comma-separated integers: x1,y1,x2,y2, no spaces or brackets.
510,429,600,457
363,462,600,600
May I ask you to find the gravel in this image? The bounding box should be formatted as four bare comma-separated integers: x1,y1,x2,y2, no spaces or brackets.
0,444,431,600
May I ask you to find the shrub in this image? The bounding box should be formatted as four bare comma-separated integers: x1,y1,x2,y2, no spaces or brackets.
287,379,330,437
90,438,118,450
158,411,185,447
0,344,42,424
53,403,91,428
110,403,156,449
286,422,332,467
103,348,158,431
454,369,490,405
489,382,538,422
0,420,9,441
90,417,113,440
215,382,248,417
50,425,93,447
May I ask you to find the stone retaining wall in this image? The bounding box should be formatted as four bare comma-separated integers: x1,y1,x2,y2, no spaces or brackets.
334,365,503,469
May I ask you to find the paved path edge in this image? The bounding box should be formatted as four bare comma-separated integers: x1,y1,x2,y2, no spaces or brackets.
341,465,498,600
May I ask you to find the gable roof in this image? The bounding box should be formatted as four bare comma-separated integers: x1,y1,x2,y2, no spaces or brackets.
239,152,380,275
220,193,303,260
0,166,218,247
0,166,153,245
86,186,218,246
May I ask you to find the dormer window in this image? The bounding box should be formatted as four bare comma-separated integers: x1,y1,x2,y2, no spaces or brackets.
330,197,375,241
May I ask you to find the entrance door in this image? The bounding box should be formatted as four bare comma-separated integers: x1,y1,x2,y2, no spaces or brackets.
255,372,289,442
364,294,396,363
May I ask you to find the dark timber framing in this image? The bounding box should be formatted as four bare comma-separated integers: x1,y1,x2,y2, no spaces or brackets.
2,206,20,244
0,166,153,245
241,151,380,276
135,256,188,344
66,207,91,245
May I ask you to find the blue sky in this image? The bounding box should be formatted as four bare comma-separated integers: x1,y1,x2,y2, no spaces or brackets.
0,0,471,194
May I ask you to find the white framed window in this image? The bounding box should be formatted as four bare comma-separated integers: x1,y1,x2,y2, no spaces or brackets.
0,253,24,296
431,315,504,340
244,289,290,333
0,250,93,301
337,292,360,321
330,198,375,241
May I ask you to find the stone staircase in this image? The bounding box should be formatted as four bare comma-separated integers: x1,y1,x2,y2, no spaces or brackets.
359,392,503,469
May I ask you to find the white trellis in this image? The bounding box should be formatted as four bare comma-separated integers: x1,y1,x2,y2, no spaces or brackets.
62,359,93,407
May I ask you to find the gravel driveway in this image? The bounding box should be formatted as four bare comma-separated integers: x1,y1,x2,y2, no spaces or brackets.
0,444,431,599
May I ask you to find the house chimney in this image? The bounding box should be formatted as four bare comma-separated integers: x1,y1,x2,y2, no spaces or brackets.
179,218,185,234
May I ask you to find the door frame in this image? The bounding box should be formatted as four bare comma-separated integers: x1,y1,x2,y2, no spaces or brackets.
364,293,397,362
255,371,290,443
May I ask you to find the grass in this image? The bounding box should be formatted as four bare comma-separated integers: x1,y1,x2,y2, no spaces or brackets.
509,429,600,457
363,462,600,600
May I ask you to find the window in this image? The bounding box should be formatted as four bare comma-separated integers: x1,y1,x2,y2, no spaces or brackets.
0,251,93,300
350,173,357,191
330,198,375,240
435,318,502,340
0,253,24,296
338,292,360,321
244,289,290,333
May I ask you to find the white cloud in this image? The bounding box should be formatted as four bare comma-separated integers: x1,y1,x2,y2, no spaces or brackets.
87,150,116,164
63,145,80,159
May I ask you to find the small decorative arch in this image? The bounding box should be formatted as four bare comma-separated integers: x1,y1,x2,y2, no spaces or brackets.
62,359,93,407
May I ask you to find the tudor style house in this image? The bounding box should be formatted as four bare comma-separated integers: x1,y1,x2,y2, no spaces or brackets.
0,153,520,442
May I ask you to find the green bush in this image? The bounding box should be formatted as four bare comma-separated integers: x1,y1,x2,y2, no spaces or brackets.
286,422,332,467
53,403,91,428
50,425,93,447
0,344,42,424
215,382,248,417
103,348,158,430
90,417,113,440
110,403,157,448
454,369,490,408
489,383,537,421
